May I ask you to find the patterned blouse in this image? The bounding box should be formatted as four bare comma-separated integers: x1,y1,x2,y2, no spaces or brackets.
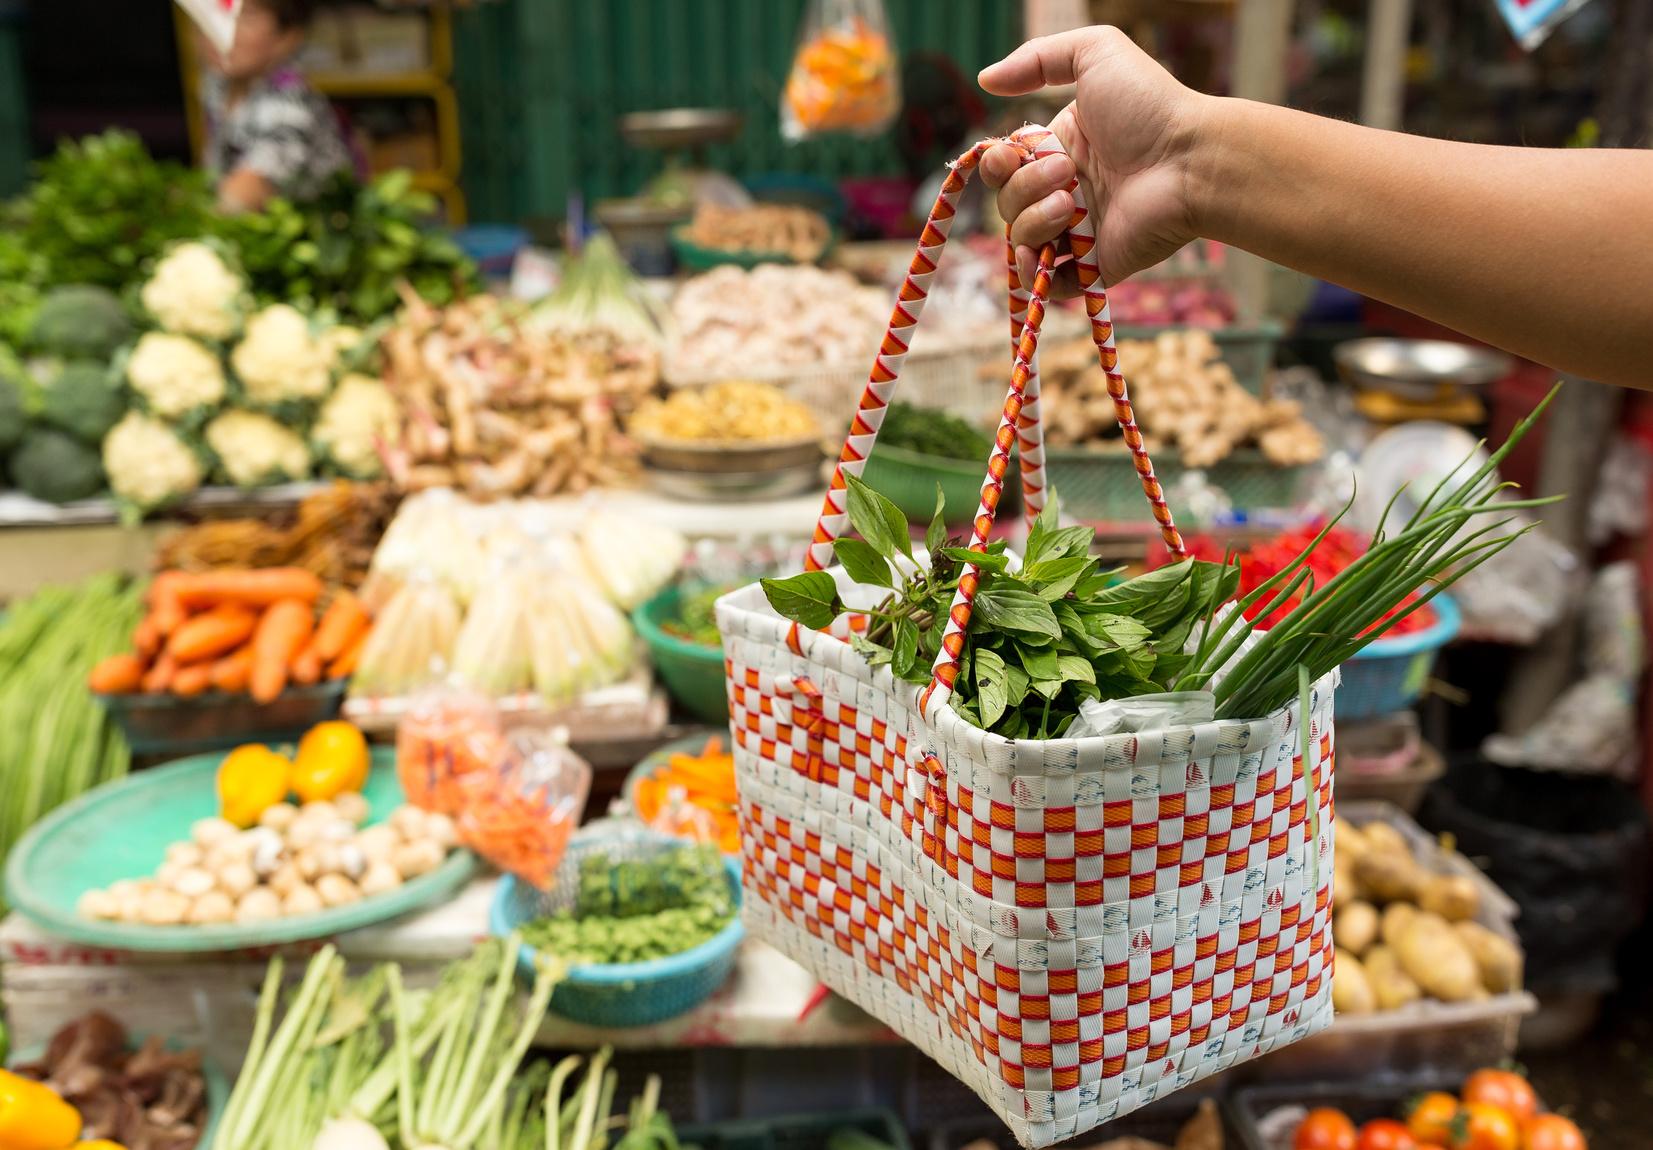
203,68,355,201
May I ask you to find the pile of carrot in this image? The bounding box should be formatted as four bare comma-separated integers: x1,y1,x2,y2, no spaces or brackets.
86,568,374,704
632,736,739,855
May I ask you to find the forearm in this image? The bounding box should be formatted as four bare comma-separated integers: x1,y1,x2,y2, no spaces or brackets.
1187,96,1653,389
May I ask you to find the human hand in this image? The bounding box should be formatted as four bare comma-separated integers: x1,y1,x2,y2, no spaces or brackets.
978,27,1208,293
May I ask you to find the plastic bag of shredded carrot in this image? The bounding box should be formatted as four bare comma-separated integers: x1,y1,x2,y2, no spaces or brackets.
453,721,591,889
395,680,503,814
782,0,900,141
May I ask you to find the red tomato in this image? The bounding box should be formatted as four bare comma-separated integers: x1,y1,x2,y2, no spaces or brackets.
1295,1108,1359,1150
1455,1103,1521,1150
1462,1070,1539,1124
1358,1119,1418,1150
1407,1093,1461,1145
1521,1115,1587,1150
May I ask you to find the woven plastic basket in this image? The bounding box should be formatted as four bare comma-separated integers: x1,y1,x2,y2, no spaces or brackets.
715,127,1336,1149
490,828,744,1028
1337,595,1461,721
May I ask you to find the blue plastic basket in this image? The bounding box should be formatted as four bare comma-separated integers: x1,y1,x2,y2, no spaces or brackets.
1337,594,1461,721
489,830,744,1028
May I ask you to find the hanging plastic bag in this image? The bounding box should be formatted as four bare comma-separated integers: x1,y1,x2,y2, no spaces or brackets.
782,0,900,141
1493,0,1596,50
175,0,242,55
395,679,505,813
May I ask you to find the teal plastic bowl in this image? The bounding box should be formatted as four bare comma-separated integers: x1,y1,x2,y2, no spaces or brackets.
862,443,1016,527
633,585,730,723
669,223,836,270
490,831,744,1028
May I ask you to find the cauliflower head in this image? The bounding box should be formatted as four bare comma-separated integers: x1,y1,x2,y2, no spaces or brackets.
103,411,204,511
141,242,245,341
318,325,365,373
126,332,226,418
231,304,330,405
206,409,312,487
313,372,399,477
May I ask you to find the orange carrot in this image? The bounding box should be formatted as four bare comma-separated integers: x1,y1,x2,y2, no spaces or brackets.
171,663,213,698
290,639,323,686
210,648,254,693
326,625,369,680
312,591,369,662
88,653,146,694
132,616,161,659
174,568,325,611
150,573,188,636
141,654,176,695
249,599,314,703
166,604,258,664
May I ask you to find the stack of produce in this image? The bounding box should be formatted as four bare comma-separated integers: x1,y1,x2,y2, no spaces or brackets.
529,232,666,351
0,284,134,504
154,481,401,590
88,569,373,702
679,201,832,263
669,264,888,374
1039,330,1323,467
379,288,654,499
1106,276,1238,327
1285,1071,1586,1150
0,574,143,874
631,736,739,854
10,1011,211,1149
628,379,819,444
1331,819,1522,1015
77,721,458,927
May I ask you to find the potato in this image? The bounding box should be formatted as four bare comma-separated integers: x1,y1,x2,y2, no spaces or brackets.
1356,849,1423,904
1360,821,1412,859
1395,911,1482,1001
1335,900,1380,956
1337,822,1370,865
1334,855,1360,908
1455,920,1523,994
1364,945,1422,1010
1381,902,1416,948
1332,949,1377,1014
1418,873,1481,922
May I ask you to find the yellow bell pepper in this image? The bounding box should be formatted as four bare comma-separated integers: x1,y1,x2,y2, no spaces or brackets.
78,1143,129,1150
217,743,293,828
290,721,370,803
0,1068,81,1150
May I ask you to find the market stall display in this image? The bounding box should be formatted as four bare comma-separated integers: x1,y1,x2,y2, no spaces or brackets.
669,265,887,376
4,746,478,951
674,201,834,266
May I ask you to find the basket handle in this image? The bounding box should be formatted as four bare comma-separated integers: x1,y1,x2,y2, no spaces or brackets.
802,126,1186,716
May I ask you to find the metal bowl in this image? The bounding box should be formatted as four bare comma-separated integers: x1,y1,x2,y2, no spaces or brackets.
618,108,744,150
636,433,825,476
1334,338,1512,400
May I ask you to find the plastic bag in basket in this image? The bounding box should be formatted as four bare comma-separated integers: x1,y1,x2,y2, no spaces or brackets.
453,721,592,889
782,0,900,141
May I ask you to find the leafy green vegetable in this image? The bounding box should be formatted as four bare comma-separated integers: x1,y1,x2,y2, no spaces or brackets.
661,583,733,646
877,401,994,462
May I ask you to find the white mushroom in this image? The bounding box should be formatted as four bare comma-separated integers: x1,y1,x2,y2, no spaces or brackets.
168,867,217,898
109,880,149,922
235,888,282,923
333,792,370,826
188,890,235,925
258,802,300,832
139,888,191,925
300,800,340,824
217,861,259,900
248,830,286,878
164,841,205,868
282,884,325,916
392,839,444,880
297,844,342,882
358,861,403,898
266,862,303,898
337,843,367,881
318,819,355,844
77,889,119,920
285,820,326,850
423,812,458,852
388,806,429,842
192,817,239,849
354,825,398,863
316,874,361,907
155,860,187,889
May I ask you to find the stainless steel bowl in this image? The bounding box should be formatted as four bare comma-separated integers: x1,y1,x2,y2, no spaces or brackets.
618,108,744,150
1335,338,1512,400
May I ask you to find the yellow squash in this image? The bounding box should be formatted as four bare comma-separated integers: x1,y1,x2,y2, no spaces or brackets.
217,743,293,828
290,720,370,803
0,1068,81,1150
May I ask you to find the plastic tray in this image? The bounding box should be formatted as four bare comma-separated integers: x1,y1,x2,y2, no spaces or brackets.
1335,717,1444,815
1241,801,1534,1083
679,1107,912,1150
1224,1079,1454,1150
4,747,480,953
97,679,346,756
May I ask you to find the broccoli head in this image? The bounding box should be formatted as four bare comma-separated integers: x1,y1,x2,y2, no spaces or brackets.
40,359,126,445
29,285,135,360
9,428,105,503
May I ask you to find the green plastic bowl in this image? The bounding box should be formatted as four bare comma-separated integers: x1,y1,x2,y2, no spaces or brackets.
633,585,730,723
862,443,1017,526
669,224,836,270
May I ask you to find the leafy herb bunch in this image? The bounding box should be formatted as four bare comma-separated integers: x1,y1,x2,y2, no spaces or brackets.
762,476,1238,739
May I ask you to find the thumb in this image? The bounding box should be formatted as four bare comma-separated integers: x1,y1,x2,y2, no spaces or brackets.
978,28,1107,95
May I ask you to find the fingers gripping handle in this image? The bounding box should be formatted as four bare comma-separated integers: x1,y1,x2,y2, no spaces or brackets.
800,126,1185,718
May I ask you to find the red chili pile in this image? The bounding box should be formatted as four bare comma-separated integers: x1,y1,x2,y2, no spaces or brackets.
1176,522,1438,637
